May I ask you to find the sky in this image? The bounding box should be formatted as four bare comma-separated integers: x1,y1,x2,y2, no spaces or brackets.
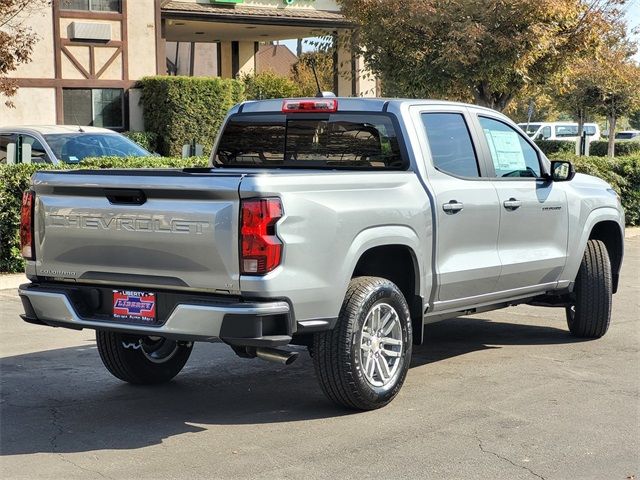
625,0,640,60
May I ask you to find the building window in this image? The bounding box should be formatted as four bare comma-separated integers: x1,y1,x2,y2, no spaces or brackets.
60,0,121,12
63,88,124,129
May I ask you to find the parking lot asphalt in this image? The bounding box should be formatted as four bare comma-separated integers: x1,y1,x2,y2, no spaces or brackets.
1,236,638,480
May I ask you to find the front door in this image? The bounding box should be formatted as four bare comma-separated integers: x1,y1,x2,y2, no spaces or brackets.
475,114,569,292
415,108,501,309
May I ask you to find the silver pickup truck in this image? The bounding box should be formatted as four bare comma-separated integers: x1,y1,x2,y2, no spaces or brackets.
18,98,625,410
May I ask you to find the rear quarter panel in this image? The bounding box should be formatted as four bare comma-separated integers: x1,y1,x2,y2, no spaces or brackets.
238,171,431,322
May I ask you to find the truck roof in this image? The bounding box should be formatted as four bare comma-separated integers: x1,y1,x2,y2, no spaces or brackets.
234,97,500,115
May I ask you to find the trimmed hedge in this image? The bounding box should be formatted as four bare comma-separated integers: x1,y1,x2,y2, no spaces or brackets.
241,71,301,100
535,140,575,156
139,76,245,157
122,131,159,153
0,156,208,273
588,140,640,157
549,153,639,227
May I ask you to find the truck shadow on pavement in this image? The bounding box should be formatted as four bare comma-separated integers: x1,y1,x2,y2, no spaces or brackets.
0,317,585,456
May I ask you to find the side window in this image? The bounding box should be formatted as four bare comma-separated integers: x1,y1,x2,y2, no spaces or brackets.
542,126,552,139
421,113,480,178
20,135,51,164
0,134,18,164
479,116,541,178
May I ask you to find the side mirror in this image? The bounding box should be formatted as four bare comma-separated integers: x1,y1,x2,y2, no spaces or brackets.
550,160,575,182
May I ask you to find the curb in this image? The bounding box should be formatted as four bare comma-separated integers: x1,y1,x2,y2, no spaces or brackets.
0,274,28,291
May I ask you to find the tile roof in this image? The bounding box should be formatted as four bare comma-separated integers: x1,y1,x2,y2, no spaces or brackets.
162,1,351,27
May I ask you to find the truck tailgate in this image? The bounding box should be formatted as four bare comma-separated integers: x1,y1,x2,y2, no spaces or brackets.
31,169,243,293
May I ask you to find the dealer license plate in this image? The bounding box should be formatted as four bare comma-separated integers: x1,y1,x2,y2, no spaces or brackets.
113,290,156,323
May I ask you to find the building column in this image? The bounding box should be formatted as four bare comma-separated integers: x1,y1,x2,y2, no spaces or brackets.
219,41,233,78
237,41,256,76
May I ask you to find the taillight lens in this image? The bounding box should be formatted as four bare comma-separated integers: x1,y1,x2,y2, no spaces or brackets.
240,198,283,275
20,191,35,260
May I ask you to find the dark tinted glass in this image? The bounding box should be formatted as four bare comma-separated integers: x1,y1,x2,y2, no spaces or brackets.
421,113,479,178
93,89,123,128
44,134,149,163
63,89,92,126
215,114,406,169
479,116,541,178
63,89,123,129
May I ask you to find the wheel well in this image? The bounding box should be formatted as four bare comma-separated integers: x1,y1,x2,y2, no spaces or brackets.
589,221,623,293
352,245,424,344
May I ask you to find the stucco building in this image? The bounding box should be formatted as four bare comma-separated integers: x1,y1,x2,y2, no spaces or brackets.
1,0,375,131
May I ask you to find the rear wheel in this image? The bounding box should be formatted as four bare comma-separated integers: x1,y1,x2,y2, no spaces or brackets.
312,276,412,410
566,239,612,338
96,331,193,384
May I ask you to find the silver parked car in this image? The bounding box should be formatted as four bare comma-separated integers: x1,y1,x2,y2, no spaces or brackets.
0,125,151,165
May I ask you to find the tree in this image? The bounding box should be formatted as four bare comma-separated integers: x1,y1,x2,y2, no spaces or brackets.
0,0,48,107
585,51,640,156
629,110,640,130
291,51,334,97
338,0,627,111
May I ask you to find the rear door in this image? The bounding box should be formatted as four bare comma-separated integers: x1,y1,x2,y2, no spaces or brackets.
473,113,568,292
412,106,501,310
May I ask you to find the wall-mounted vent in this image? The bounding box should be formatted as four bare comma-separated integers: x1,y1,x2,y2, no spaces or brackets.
68,22,111,42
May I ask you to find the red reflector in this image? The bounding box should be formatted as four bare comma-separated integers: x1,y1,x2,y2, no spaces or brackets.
240,198,283,275
20,191,35,260
282,99,338,113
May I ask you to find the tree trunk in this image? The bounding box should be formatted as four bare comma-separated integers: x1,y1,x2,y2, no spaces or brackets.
607,114,616,158
297,39,303,57
577,108,585,156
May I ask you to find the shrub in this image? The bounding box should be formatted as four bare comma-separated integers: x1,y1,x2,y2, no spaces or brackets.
122,131,159,153
550,152,640,226
241,71,302,100
588,140,640,157
0,156,208,273
139,76,245,157
535,140,575,155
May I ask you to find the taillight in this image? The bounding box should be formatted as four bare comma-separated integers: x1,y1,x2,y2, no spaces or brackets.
20,191,35,260
282,99,338,113
240,198,283,275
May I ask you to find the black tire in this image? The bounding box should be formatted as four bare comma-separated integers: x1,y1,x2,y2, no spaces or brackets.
566,239,612,338
96,331,193,384
313,276,413,410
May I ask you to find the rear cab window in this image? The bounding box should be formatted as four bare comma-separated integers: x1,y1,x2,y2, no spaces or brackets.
214,113,407,170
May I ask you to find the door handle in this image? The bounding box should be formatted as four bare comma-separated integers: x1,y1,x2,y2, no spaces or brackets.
503,198,522,210
443,200,464,214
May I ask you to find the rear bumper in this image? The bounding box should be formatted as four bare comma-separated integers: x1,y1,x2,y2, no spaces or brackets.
18,283,293,347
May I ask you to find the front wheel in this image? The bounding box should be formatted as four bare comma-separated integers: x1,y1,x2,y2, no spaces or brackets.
313,277,413,410
566,239,612,338
96,331,193,384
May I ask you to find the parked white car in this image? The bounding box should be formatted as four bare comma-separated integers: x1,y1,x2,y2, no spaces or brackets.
518,122,601,142
0,126,151,165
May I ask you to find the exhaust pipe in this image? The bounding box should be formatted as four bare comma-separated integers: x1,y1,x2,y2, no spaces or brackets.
255,347,299,366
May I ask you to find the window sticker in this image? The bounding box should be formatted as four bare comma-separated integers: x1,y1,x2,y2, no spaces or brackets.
484,129,526,171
